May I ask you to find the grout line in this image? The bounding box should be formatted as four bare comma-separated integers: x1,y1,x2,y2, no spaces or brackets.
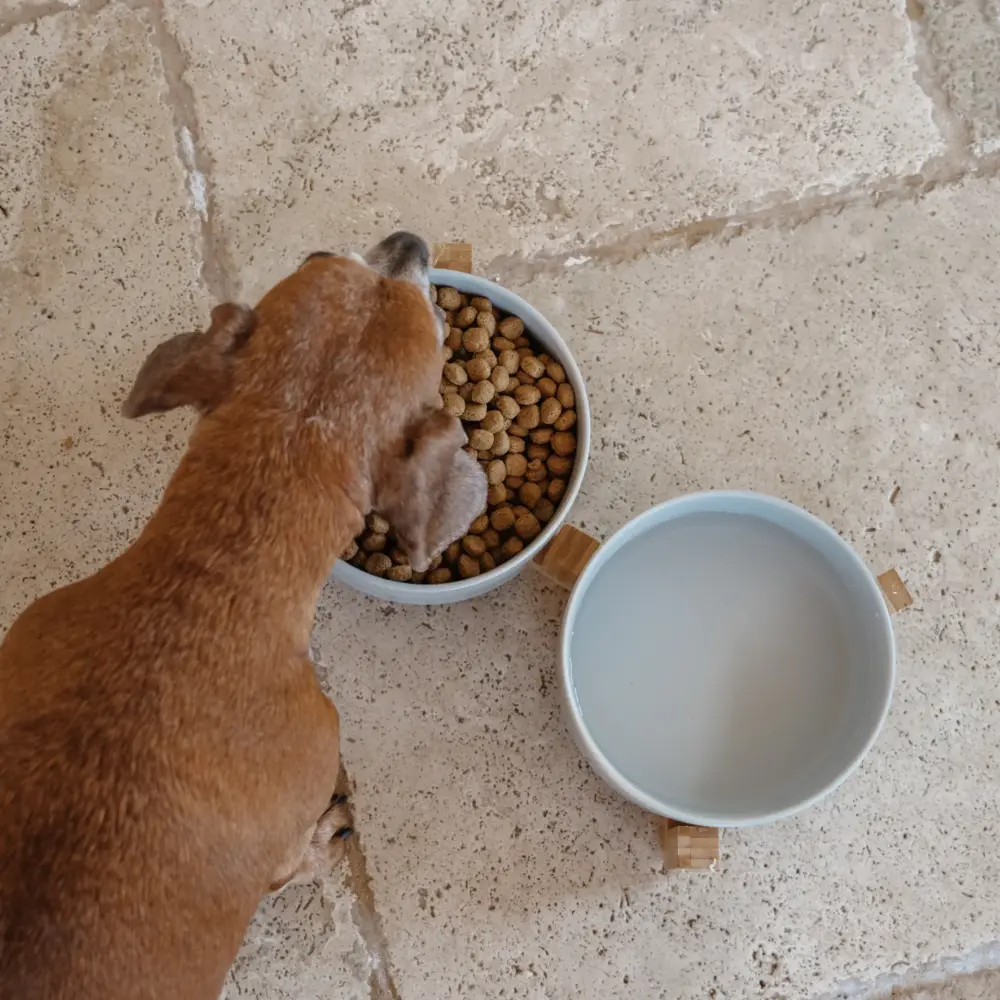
134,0,234,303
483,149,1000,284
335,764,403,1000
0,0,234,302
902,0,973,155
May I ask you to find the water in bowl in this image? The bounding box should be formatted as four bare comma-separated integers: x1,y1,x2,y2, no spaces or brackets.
567,510,856,821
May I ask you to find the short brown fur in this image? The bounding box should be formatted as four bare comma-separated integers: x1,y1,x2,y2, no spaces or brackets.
0,251,484,1000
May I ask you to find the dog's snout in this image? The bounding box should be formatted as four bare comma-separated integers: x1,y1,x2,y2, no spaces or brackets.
364,231,431,288
379,231,429,269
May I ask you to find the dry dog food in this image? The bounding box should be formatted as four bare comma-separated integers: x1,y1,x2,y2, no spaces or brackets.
346,286,578,583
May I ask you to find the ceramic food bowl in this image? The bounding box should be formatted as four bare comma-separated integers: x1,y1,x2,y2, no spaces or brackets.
331,268,590,606
559,490,896,827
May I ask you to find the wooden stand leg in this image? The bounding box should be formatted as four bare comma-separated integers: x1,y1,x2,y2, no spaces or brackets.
658,818,720,871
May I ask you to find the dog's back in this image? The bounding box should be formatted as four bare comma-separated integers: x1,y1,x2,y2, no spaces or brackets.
0,472,342,1000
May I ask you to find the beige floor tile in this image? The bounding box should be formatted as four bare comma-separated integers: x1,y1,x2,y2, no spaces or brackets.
311,175,1000,999
162,0,941,300
0,2,206,622
918,0,1000,153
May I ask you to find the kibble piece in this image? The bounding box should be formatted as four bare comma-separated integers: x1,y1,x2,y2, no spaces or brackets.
462,535,487,558
526,443,549,461
505,453,528,478
443,362,468,386
367,513,390,534
554,409,577,431
515,404,540,430
520,355,546,381
551,431,576,456
438,287,462,310
365,552,393,576
515,335,530,347
490,366,511,392
480,552,497,572
468,428,495,451
443,393,466,418
428,567,453,584
362,533,388,553
463,401,487,422
455,305,478,328
387,564,413,583
440,378,458,395
547,454,573,476
476,311,497,336
508,436,525,454
474,348,498,367
514,513,541,541
446,327,463,351
495,395,520,420
499,350,520,374
508,423,529,438
504,487,517,502
536,376,557,398
462,326,491,353
546,360,567,383
444,541,461,564
389,547,409,565
556,382,575,409
492,335,516,352
513,384,541,406
477,449,493,461
466,357,491,382
481,528,501,549
458,554,481,578
490,506,516,532
471,380,495,404
481,409,505,433
500,536,525,559
342,539,359,561
469,513,490,534
486,460,507,485
525,458,547,483
470,296,492,312
540,398,563,425
487,484,508,506
519,481,542,508
506,476,525,489
548,478,567,503
491,430,511,456
534,497,555,522
498,316,524,339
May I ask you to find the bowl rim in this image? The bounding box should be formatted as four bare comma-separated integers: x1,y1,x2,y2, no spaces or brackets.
333,267,591,599
558,489,897,828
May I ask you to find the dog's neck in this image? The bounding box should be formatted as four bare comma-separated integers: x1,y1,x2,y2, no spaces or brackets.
128,414,366,647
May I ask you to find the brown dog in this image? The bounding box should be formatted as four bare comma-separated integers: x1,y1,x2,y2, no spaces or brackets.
0,233,486,1000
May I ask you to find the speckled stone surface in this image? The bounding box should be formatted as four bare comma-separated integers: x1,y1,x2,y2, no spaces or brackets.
0,2,205,624
3,0,1000,997
918,0,1000,153
312,178,1000,1000
160,0,941,300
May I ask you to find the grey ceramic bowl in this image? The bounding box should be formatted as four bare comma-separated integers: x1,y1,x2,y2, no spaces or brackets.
332,268,590,605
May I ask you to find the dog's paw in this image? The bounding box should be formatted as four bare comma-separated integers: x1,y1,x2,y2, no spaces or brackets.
269,795,354,892
312,796,354,869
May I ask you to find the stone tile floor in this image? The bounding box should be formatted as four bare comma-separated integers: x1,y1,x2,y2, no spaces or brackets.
2,0,1000,997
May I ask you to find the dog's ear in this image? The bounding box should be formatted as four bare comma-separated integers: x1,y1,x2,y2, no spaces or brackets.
122,304,256,418
375,410,488,572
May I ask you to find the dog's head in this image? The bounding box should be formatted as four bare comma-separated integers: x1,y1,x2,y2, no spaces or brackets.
122,232,486,571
